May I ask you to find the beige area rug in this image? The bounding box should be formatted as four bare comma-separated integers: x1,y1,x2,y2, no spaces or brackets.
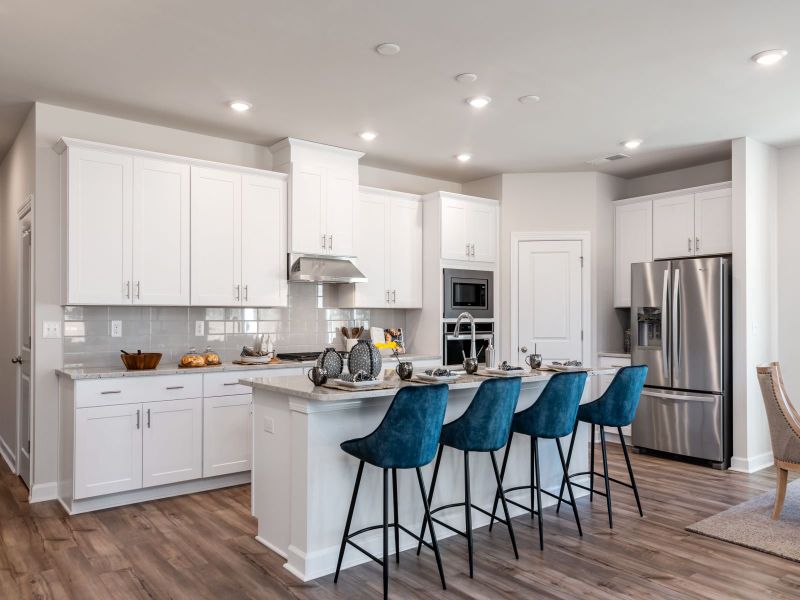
687,479,800,562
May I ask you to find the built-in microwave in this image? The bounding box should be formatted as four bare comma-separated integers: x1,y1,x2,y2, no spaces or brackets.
443,268,494,319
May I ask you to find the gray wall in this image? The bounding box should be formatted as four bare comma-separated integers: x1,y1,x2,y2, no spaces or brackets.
624,159,732,197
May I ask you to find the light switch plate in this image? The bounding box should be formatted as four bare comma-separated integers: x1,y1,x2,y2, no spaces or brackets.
111,321,122,337
263,417,275,434
195,320,204,336
43,321,62,338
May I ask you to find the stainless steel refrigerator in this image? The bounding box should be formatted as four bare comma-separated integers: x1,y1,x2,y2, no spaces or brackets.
630,256,731,468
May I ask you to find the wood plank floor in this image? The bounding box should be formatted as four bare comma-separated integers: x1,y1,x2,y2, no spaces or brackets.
1,445,798,599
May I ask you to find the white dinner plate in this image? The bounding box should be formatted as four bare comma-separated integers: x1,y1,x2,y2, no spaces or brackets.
334,378,381,388
416,373,460,383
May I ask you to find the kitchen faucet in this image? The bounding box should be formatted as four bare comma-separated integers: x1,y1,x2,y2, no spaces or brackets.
453,311,477,359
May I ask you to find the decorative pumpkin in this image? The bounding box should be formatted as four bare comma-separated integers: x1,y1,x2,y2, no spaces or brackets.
317,347,343,378
347,340,382,378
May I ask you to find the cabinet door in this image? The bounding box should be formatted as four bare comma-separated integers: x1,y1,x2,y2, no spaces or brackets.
388,197,423,307
290,162,326,254
351,190,389,306
468,201,498,263
203,395,252,477
441,197,471,261
653,194,695,259
614,200,653,307
241,174,287,307
190,167,242,306
326,168,357,256
142,398,202,488
67,148,133,304
694,188,732,256
75,403,142,499
132,157,190,305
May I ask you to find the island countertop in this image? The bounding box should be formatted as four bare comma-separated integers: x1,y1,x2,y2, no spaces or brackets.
240,368,614,402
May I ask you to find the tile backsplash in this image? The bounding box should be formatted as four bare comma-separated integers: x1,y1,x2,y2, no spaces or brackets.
63,283,408,368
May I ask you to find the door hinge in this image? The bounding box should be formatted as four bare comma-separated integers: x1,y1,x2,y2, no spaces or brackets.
581,330,584,341
27,440,31,453
580,256,584,268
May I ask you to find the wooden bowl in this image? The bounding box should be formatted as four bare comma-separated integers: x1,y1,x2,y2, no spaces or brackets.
120,352,162,370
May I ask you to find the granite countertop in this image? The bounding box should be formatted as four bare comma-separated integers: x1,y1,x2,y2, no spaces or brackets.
55,353,442,380
242,368,614,402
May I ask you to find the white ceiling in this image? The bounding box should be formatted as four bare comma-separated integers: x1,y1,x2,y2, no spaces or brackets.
0,0,798,181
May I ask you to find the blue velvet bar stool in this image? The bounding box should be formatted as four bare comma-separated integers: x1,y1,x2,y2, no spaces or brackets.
489,371,588,550
334,384,449,598
557,365,648,529
415,377,522,578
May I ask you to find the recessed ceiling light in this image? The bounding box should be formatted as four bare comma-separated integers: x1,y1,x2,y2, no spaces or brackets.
229,101,252,112
455,73,478,83
467,96,491,109
359,131,378,141
375,42,400,56
518,95,541,104
751,49,788,65
456,153,472,162
622,139,643,150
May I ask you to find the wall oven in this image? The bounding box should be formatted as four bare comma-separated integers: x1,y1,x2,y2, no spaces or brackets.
443,268,494,319
443,322,495,367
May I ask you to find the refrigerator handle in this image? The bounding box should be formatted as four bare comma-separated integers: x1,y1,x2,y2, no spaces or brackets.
672,269,681,376
661,268,669,376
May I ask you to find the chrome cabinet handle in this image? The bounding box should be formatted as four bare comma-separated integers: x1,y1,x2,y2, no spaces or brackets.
243,284,249,302
321,234,326,249
466,243,470,256
695,236,700,252
136,281,141,299
234,284,241,301
147,408,151,428
101,390,122,395
392,290,397,303
328,234,333,250
125,281,131,299
386,289,390,303
165,386,184,390
471,243,476,257
136,409,140,429
687,237,691,252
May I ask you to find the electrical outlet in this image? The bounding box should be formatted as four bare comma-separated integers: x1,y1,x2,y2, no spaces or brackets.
195,320,205,336
42,321,61,339
111,320,122,337
263,417,275,434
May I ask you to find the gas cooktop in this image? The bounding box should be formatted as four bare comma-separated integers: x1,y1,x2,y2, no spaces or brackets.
276,352,322,362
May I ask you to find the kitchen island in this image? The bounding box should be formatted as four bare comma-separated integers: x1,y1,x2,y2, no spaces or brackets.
242,369,611,581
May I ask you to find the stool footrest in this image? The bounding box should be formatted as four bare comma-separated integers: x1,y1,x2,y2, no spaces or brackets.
503,484,577,508
346,520,439,563
430,501,513,530
567,471,635,490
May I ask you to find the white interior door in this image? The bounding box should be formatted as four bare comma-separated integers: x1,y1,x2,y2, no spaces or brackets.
190,166,242,306
16,212,32,488
241,174,287,307
517,240,583,365
142,398,202,488
132,157,190,304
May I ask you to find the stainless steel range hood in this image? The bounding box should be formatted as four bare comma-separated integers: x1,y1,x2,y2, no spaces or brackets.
287,253,367,284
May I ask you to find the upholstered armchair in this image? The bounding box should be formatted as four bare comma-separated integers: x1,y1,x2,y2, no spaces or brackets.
756,362,800,519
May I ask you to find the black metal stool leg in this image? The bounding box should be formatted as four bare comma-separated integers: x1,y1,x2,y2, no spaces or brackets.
464,451,474,578
590,423,596,502
530,436,536,520
599,427,613,528
619,427,644,517
383,468,389,598
392,468,400,563
490,451,519,559
555,438,582,537
335,460,364,583
416,444,443,555
416,467,446,590
533,437,544,550
556,421,579,514
489,431,513,531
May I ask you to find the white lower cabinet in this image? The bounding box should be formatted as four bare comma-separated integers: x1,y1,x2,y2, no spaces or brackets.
203,395,252,477
75,403,143,499
142,397,203,488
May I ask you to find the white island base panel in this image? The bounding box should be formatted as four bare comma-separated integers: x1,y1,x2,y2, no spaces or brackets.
246,372,603,581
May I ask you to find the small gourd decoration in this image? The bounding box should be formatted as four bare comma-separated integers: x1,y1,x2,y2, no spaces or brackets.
347,339,382,378
317,347,343,378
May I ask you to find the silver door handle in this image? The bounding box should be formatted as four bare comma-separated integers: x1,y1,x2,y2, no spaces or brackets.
644,390,716,403
672,269,681,375
125,280,131,299
243,284,249,302
695,237,700,252
234,284,241,301
136,409,140,430
321,234,326,250
147,408,151,428
392,290,397,303
11,356,21,364
520,346,528,353
466,243,470,256
136,281,141,299
661,268,669,376
328,234,333,250
165,386,184,390
386,290,390,303
471,243,475,256
101,390,122,395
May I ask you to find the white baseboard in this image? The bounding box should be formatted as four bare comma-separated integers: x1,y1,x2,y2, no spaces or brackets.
730,451,774,473
30,481,58,502
0,435,16,474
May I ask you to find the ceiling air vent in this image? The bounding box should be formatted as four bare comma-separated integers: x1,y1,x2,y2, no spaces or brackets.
586,153,630,166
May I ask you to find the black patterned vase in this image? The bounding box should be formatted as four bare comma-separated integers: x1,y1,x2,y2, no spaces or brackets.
317,347,343,378
347,340,382,378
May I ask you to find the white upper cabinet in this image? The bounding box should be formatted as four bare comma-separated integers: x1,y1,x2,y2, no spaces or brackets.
241,174,287,307
341,187,422,308
62,146,133,305
439,193,499,263
190,166,242,306
270,138,363,258
653,193,695,259
694,188,732,256
614,199,653,308
132,157,190,304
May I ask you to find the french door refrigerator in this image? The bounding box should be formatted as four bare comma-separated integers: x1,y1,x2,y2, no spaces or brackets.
630,256,731,468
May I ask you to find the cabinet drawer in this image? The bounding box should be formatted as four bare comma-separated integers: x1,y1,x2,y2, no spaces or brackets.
598,356,631,369
203,368,300,397
75,375,202,408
